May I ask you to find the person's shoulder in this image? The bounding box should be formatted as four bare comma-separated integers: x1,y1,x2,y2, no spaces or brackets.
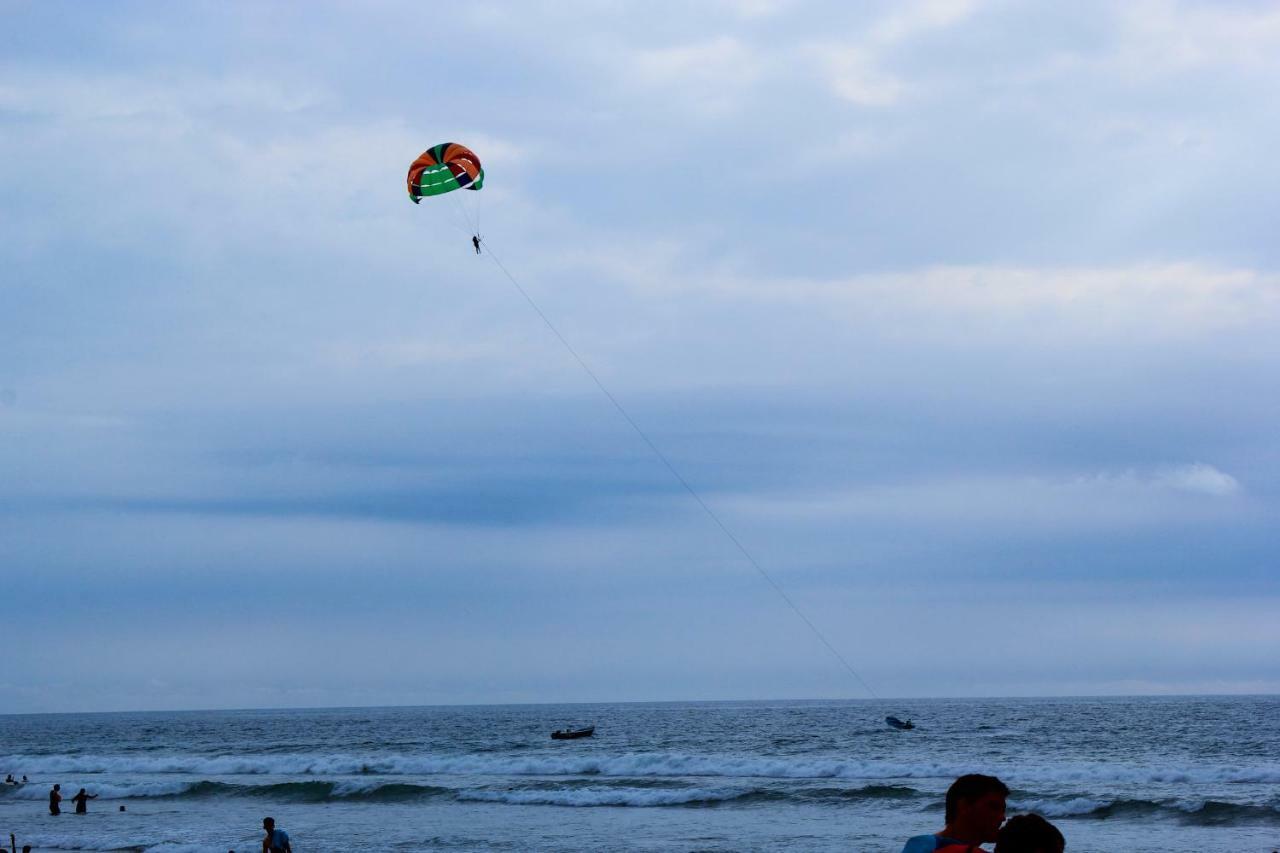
901,836,941,853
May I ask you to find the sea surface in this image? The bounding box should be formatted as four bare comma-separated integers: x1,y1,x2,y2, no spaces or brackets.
1,696,1277,852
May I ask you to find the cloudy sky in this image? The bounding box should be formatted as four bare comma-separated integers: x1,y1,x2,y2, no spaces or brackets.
2,0,1278,713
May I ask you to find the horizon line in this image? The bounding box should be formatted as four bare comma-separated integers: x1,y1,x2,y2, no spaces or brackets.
3,691,1276,719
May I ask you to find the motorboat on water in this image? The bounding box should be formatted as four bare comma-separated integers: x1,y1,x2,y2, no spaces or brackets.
550,725,595,740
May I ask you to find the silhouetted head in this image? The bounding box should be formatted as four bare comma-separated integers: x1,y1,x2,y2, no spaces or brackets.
945,773,1009,843
78,788,86,795
994,813,1065,853
53,783,60,791
263,817,275,830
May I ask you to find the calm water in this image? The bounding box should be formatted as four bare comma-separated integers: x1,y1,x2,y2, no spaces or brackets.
1,696,1277,852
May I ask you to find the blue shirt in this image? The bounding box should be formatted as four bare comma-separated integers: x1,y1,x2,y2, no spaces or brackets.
269,828,290,850
901,835,978,853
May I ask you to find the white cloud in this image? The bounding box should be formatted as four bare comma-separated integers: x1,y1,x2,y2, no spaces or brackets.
1002,1,1280,102
322,336,514,370
810,0,983,105
0,68,324,120
1154,462,1241,497
722,463,1246,532
713,0,800,18
868,0,981,45
1115,0,1280,74
622,36,764,114
703,263,1280,343
811,45,908,106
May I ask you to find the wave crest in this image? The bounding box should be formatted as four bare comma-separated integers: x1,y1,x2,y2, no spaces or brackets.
6,750,1279,786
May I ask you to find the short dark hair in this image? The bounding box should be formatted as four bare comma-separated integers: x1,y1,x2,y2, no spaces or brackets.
945,774,1009,822
994,813,1065,853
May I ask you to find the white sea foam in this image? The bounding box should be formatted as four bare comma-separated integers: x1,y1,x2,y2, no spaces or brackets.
1012,794,1280,822
457,785,749,807
328,778,391,796
1013,796,1114,817
0,778,197,800
5,751,1280,786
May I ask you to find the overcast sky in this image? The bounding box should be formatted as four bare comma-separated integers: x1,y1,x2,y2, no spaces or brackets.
2,0,1278,713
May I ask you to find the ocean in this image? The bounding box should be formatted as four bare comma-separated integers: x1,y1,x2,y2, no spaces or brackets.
1,696,1277,852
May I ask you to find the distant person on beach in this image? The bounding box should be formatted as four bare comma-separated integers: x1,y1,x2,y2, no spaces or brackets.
71,787,98,814
262,816,292,853
901,773,1009,852
48,783,62,815
472,234,481,254
994,814,1065,853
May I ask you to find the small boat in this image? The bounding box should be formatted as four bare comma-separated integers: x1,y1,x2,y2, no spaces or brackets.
551,725,595,740
886,716,915,731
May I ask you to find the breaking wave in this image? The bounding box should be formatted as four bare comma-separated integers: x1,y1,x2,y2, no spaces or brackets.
0,778,452,803
457,785,763,808
1014,796,1280,826
7,751,1279,785
0,778,922,808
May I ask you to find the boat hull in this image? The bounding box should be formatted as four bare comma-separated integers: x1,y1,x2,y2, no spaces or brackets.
551,726,595,740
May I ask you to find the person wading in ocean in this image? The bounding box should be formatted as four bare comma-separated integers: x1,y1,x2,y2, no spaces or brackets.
901,774,1009,852
70,787,98,814
261,816,292,853
48,783,62,816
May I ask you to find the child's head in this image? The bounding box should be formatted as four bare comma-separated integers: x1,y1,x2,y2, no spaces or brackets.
994,813,1065,853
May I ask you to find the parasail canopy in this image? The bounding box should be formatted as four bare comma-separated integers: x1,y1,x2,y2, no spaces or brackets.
407,142,484,203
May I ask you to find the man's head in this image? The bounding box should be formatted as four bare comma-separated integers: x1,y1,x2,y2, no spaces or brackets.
53,784,60,791
944,773,1009,842
263,817,275,830
994,813,1065,853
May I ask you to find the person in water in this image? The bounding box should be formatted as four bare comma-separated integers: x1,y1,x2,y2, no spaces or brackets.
262,816,292,853
994,814,1065,853
70,787,98,814
901,773,1009,852
4,774,13,784
48,783,62,815
472,234,481,254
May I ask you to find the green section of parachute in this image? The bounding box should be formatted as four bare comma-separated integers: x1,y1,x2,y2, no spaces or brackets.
414,163,484,197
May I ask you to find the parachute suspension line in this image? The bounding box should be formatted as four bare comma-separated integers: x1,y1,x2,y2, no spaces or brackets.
479,240,882,703
470,187,480,240
451,190,478,239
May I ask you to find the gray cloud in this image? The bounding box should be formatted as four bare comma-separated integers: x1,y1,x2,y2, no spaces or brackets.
1,0,1278,711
